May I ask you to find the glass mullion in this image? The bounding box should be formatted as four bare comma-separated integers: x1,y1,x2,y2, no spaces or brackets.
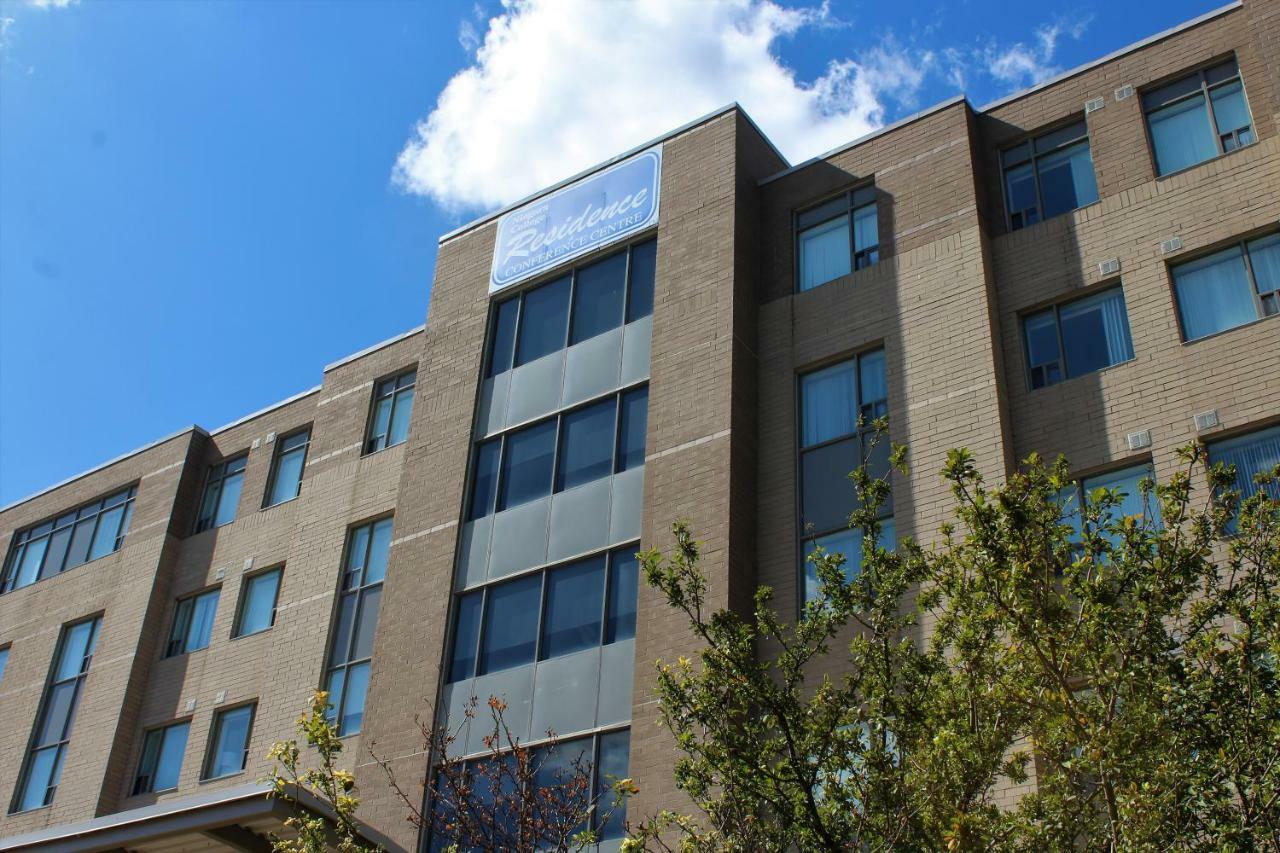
1201,72,1228,157
1240,240,1269,320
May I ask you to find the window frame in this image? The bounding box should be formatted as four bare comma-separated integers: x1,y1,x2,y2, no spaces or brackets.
1142,56,1255,177
1001,117,1097,231
363,368,417,455
794,184,879,293
1,485,138,595
131,719,191,796
11,615,101,814
1020,283,1136,389
202,702,256,781
194,454,248,534
164,587,221,658
1170,232,1280,342
445,543,640,684
263,427,311,508
232,565,284,639
484,236,658,379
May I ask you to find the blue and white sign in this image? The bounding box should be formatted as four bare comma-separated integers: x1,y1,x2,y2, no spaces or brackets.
490,146,662,293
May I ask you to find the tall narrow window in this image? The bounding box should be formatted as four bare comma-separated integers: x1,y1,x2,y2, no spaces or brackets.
0,646,9,685
365,369,417,454
1023,285,1135,389
1145,58,1254,176
233,567,283,638
486,298,520,378
203,703,255,780
796,186,878,292
132,721,190,795
325,518,391,735
264,428,310,507
1003,120,1099,230
799,349,892,602
1172,234,1280,341
616,387,649,472
13,616,100,812
605,547,638,644
195,455,247,533
165,588,220,657
2,486,137,594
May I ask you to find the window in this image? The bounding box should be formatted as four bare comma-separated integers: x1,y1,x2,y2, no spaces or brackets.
165,588,220,657
447,546,638,683
324,518,391,736
1209,424,1280,507
1002,120,1099,230
1023,286,1135,388
2,486,137,594
796,186,878,292
195,455,247,533
470,386,648,520
1172,234,1280,341
1144,58,1254,176
13,616,100,813
365,369,416,454
799,349,891,603
486,238,657,378
264,429,310,507
203,703,255,780
1058,463,1161,546
803,522,897,604
0,646,8,684
132,721,190,795
233,567,283,638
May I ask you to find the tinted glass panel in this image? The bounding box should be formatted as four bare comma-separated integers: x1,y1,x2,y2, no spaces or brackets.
340,661,370,734
364,518,393,584
0,647,8,684
606,549,638,644
58,619,97,680
1173,246,1258,340
1211,80,1252,136
596,730,631,839
541,557,605,659
801,361,856,447
479,573,540,674
329,594,357,665
16,538,48,588
1210,424,1280,504
153,723,189,791
627,239,656,322
66,519,95,570
88,506,124,561
617,387,649,472
38,682,76,745
18,747,59,811
571,252,627,344
350,586,382,660
515,275,570,365
1060,288,1134,377
448,591,483,682
1037,141,1098,219
388,388,414,446
487,298,520,377
236,569,281,636
800,437,860,535
208,706,252,778
1148,94,1216,175
214,470,244,527
469,439,501,520
186,590,219,652
556,400,615,492
498,421,556,510
1004,162,1038,229
267,444,306,506
798,216,851,291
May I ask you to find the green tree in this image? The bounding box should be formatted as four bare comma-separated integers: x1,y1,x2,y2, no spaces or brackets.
628,436,1280,852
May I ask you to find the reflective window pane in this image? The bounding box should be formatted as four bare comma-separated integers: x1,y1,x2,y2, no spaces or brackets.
596,730,631,839
1173,246,1259,340
15,537,48,589
388,388,414,446
448,591,483,682
626,239,656,322
606,549,638,644
1004,162,1039,230
468,439,501,520
1037,141,1098,219
88,506,124,561
798,216,851,291
617,387,649,472
329,594,356,665
66,519,95,570
214,469,244,528
40,529,71,581
571,251,627,345
364,518,393,585
350,586,382,660
18,746,60,811
1059,288,1135,377
515,275,571,365
207,705,253,778
185,590,219,653
487,298,520,377
801,361,856,447
800,437,860,535
1025,309,1062,388
1210,424,1280,504
1247,234,1280,298
479,573,540,674
235,568,281,637
1148,94,1217,175
340,661,371,734
540,557,605,659
266,438,308,507
498,421,556,510
153,723,189,791
1211,80,1252,137
556,400,615,492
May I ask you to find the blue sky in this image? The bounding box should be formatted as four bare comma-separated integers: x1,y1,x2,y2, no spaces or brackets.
0,0,1220,504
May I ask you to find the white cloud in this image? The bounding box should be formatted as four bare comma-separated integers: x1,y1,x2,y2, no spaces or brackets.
394,0,1092,212
985,14,1093,88
26,0,79,7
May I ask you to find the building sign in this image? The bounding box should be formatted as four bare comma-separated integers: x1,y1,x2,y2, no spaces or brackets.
489,146,662,293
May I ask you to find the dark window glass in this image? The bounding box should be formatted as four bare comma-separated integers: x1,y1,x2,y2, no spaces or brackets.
540,556,605,659
166,588,220,657
447,591,483,682
233,567,282,637
196,455,247,533
265,429,310,507
487,298,520,378
132,722,190,795
325,518,390,735
571,251,627,345
616,387,649,472
1145,59,1253,176
627,239,656,322
1024,286,1135,388
1002,121,1098,230
498,421,557,510
204,704,254,779
15,617,100,811
556,400,616,492
605,548,638,644
2,487,137,594
800,437,860,536
0,647,9,685
365,369,417,454
595,730,631,839
515,275,570,366
478,573,541,675
468,439,502,520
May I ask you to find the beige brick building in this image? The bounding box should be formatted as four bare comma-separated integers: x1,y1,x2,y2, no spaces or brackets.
1,2,1277,849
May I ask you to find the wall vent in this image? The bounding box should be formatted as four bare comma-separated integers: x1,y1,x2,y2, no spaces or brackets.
1114,84,1134,101
1160,236,1183,254
1194,410,1220,431
1098,258,1120,276
215,691,227,705
1126,430,1152,451
243,557,254,572
1085,97,1105,113
251,438,261,450
214,566,226,581
185,698,197,713
265,431,276,444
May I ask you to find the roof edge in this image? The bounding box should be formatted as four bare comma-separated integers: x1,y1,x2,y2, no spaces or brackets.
323,323,426,372
208,384,323,436
978,0,1242,112
438,103,765,244
758,95,968,186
